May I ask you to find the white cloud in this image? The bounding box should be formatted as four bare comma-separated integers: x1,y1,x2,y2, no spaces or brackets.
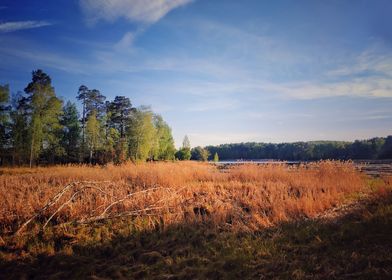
114,31,136,50
265,77,392,99
80,0,193,25
327,49,392,78
0,21,52,33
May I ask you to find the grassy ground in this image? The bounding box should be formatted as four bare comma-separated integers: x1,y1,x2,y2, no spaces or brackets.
1,190,391,279
0,162,391,279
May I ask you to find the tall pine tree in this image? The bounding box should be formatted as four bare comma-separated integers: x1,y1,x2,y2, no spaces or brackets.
61,101,81,162
108,96,133,138
0,84,11,164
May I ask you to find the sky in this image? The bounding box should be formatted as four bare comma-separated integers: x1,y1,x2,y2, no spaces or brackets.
0,0,391,147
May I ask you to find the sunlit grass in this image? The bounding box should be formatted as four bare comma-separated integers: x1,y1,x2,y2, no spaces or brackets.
1,161,367,232
1,161,391,278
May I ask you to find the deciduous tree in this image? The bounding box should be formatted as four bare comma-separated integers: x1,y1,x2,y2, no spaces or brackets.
24,70,63,167
127,107,156,161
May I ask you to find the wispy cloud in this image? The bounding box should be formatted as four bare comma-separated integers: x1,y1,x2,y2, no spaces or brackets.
113,28,146,51
0,21,52,33
327,48,392,78
80,0,193,25
114,32,136,51
264,77,392,99
0,40,88,75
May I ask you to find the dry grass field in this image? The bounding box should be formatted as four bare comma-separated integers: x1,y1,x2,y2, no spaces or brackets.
1,161,366,231
0,161,391,279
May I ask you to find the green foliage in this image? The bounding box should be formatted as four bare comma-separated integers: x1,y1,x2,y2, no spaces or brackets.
0,84,10,123
102,127,120,163
77,85,106,159
206,137,392,161
0,84,11,163
24,70,63,166
2,70,177,165
191,146,210,161
127,107,156,161
85,110,104,163
60,101,81,162
85,89,106,118
77,85,89,153
213,152,219,162
152,115,176,160
10,93,29,164
107,96,132,138
176,135,192,160
176,147,191,160
0,85,10,148
380,136,392,159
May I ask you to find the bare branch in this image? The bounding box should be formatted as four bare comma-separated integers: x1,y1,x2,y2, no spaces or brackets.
43,190,82,229
15,182,76,235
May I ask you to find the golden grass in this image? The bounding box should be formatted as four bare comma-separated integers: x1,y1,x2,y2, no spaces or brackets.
0,161,367,233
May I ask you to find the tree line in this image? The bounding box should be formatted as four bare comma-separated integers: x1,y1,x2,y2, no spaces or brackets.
2,69,390,165
205,137,392,161
0,69,178,166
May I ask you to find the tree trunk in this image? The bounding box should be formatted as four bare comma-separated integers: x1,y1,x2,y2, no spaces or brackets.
29,137,34,168
81,101,86,162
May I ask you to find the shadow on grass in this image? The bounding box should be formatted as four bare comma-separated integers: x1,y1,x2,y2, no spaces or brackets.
1,193,392,280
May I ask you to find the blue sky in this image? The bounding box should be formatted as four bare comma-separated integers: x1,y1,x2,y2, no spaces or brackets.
0,0,391,147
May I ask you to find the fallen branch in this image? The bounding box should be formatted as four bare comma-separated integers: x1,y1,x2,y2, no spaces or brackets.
74,186,187,225
15,181,113,235
13,181,175,234
100,186,163,217
15,182,76,235
43,190,82,229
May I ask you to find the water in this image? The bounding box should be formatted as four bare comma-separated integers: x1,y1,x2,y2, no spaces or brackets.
211,159,392,176
213,159,300,165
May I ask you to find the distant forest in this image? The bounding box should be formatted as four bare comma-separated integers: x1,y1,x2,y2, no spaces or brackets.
205,136,392,161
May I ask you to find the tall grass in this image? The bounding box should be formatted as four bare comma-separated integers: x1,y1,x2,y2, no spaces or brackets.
0,161,367,233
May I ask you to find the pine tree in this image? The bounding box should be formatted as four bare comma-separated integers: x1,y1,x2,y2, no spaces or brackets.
108,96,133,138
86,89,106,118
0,84,11,164
10,92,30,164
77,85,89,156
77,86,106,162
61,101,81,162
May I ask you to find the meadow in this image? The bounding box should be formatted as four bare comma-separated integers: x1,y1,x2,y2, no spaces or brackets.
0,161,391,279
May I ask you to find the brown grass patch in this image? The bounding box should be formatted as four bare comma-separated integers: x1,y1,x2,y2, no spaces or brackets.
0,161,367,234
